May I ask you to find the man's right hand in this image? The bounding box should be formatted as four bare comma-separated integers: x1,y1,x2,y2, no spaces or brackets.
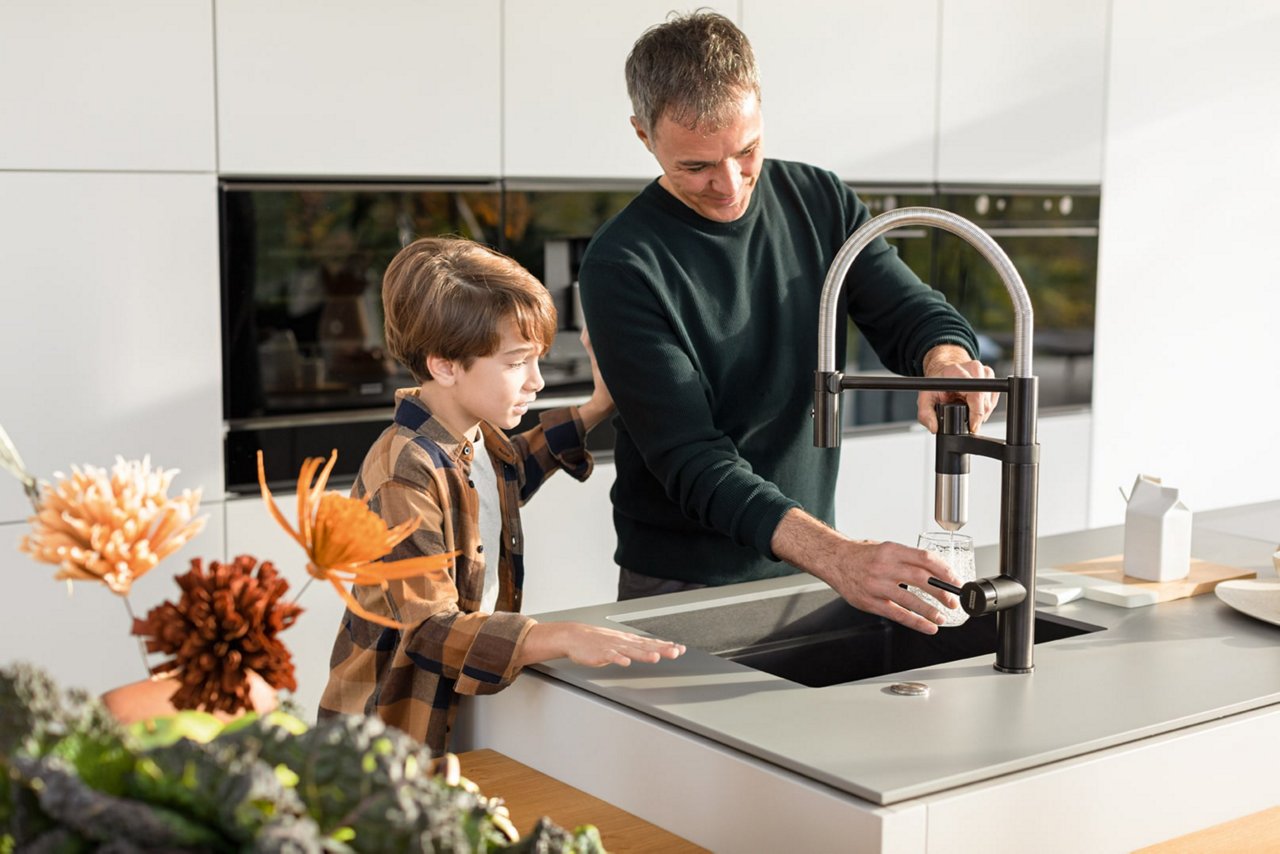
770,508,962,634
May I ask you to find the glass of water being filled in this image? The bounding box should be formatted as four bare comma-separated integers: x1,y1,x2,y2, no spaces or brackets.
913,532,976,627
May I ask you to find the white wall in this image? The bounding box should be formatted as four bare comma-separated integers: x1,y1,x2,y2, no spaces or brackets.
1089,0,1280,526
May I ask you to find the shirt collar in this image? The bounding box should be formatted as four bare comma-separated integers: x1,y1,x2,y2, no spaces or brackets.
392,388,519,465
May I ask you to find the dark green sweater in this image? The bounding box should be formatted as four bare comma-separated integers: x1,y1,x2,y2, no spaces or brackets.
578,159,978,585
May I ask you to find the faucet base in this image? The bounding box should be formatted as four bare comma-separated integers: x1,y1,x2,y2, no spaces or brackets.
994,664,1033,674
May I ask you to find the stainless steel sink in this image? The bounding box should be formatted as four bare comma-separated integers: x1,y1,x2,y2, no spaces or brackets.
620,585,1104,687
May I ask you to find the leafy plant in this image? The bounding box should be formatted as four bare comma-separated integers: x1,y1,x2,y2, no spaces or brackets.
1,663,606,853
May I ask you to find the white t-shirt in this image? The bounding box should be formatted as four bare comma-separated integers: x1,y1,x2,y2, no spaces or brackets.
470,429,502,613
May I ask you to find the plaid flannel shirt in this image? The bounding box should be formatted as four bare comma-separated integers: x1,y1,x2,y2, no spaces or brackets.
317,388,594,755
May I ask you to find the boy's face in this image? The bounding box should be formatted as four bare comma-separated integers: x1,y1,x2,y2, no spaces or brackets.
451,320,545,431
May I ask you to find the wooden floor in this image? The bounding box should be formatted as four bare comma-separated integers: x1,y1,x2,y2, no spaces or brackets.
1135,805,1280,853
456,748,707,853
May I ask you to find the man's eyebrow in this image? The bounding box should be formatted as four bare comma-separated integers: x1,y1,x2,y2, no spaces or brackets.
677,137,760,168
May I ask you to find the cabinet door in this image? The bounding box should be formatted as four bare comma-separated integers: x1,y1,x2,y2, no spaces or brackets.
937,0,1108,185
520,461,619,615
835,427,933,547
0,0,215,171
743,0,938,183
952,410,1092,548
0,172,223,525
503,1,737,179
216,0,501,177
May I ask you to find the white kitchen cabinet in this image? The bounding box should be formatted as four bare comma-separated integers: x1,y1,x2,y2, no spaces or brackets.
835,426,933,547
502,1,737,179
216,0,501,177
961,409,1093,547
0,172,223,525
743,0,938,183
937,0,1109,185
0,0,215,171
521,459,619,614
0,509,226,698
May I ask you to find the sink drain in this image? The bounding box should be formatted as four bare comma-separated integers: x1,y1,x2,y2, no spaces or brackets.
888,682,930,697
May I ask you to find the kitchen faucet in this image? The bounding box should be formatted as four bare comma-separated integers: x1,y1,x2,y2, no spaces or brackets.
813,207,1040,673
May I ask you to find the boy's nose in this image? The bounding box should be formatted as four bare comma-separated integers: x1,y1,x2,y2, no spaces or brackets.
527,360,545,392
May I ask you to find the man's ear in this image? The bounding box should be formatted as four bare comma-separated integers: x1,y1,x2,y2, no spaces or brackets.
426,354,458,387
630,116,653,152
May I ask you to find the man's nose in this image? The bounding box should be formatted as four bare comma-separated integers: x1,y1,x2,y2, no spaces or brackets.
711,158,742,193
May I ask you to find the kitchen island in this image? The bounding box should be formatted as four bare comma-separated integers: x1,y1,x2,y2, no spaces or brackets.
456,507,1280,852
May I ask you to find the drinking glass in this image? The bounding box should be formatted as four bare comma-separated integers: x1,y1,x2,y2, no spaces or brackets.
911,531,976,627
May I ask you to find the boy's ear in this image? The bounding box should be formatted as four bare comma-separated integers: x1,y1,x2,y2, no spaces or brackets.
426,354,459,387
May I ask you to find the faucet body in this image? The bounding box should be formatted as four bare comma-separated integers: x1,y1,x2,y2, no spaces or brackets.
813,207,1040,673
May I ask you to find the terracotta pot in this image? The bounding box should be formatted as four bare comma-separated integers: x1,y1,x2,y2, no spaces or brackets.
101,671,277,726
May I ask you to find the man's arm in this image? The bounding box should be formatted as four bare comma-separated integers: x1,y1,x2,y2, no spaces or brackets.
769,507,962,635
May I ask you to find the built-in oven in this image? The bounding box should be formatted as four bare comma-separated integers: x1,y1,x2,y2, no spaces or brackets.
844,185,1099,426
219,180,640,493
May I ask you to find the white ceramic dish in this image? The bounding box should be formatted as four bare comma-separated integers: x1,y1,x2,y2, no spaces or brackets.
1214,579,1280,627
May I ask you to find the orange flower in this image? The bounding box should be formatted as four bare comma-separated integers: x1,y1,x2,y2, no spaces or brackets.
257,450,455,629
20,457,206,595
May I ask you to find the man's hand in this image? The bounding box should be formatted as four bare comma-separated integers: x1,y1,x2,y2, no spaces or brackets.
917,344,999,433
576,327,616,430
771,509,962,635
520,621,686,668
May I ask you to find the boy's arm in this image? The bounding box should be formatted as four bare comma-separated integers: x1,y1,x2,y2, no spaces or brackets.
360,480,536,696
505,406,594,505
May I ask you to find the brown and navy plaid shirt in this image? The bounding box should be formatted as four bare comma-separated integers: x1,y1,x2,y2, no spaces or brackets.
317,388,594,755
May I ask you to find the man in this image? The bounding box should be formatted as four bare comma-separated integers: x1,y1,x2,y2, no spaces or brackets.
577,12,998,635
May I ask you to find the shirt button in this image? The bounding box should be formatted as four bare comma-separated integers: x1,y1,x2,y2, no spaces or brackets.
463,446,471,456
477,545,484,554
467,479,475,488
510,535,517,545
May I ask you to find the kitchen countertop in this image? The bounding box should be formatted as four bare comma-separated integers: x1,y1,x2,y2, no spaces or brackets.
524,522,1280,806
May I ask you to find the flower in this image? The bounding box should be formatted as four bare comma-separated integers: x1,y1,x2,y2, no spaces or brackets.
131,555,301,715
20,456,206,595
257,450,455,629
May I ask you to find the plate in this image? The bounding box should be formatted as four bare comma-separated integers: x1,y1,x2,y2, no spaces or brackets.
1214,579,1280,627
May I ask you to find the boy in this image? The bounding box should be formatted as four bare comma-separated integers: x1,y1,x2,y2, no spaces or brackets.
318,236,684,755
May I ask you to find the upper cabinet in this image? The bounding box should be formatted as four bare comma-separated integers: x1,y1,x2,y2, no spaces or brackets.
0,0,215,171
0,172,224,525
503,1,737,180
216,0,501,178
743,0,938,184
937,0,1109,185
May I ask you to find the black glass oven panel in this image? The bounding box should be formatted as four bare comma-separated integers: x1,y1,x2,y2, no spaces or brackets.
221,184,503,422
844,188,1099,426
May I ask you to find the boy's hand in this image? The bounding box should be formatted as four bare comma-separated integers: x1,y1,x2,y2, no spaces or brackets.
576,328,615,430
520,621,685,668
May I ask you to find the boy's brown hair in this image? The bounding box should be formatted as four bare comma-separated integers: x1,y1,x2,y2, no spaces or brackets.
382,237,556,384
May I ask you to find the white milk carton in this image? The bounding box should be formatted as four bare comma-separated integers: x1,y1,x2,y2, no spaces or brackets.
1122,474,1192,582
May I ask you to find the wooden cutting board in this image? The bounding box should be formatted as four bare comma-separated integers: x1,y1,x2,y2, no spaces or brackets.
1050,554,1255,608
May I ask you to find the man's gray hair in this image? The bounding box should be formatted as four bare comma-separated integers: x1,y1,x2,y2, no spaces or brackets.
625,10,761,137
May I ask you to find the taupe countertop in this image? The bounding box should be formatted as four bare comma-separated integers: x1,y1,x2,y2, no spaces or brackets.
527,512,1280,805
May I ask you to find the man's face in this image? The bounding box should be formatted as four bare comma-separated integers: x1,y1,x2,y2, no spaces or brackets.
634,90,764,223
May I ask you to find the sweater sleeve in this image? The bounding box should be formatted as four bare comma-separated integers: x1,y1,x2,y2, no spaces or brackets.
579,259,799,559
